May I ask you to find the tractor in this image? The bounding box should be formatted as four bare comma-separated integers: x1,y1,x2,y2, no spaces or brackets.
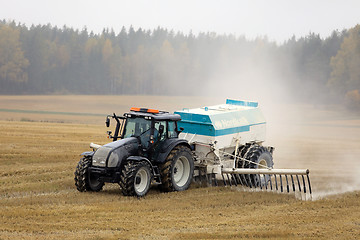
74,108,194,197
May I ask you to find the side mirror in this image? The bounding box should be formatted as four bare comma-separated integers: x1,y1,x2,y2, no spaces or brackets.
179,127,184,132
106,117,110,127
159,125,164,135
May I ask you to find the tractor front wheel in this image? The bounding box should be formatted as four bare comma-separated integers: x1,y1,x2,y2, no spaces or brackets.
119,161,152,197
74,157,104,192
160,146,194,192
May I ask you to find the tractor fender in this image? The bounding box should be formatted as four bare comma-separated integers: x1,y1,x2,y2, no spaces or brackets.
125,156,154,174
155,139,191,163
81,151,95,157
126,156,152,166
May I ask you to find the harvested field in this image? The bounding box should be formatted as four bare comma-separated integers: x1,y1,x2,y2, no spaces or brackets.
0,95,360,239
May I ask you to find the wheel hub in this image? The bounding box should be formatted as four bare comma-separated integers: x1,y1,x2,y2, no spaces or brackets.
259,159,267,169
135,167,149,194
173,156,191,187
135,176,141,184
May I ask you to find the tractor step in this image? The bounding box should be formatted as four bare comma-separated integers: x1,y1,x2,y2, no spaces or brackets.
152,166,162,184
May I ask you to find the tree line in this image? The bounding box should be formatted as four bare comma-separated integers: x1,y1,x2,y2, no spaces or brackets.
0,20,359,107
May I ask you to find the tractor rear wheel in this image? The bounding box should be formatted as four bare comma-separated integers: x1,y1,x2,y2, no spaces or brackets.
74,157,104,192
119,161,152,197
243,145,273,187
160,146,194,192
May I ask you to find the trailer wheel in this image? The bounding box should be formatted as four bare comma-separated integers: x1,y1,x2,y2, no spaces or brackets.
160,146,194,192
120,161,152,197
74,157,104,192
236,144,251,168
243,145,273,187
234,144,251,186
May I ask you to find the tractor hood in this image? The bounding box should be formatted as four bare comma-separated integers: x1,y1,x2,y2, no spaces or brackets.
92,137,139,168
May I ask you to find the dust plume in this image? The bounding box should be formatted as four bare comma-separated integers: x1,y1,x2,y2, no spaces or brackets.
192,38,360,199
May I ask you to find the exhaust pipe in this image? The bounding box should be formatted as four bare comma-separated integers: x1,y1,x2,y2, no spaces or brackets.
90,142,102,150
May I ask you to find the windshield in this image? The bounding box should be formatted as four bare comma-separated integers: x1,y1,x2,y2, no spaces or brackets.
123,117,151,139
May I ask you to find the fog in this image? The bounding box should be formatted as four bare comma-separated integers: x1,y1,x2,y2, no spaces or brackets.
2,0,360,43
187,39,360,200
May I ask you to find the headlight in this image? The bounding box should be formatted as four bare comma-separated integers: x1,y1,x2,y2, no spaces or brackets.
92,146,112,167
107,151,119,168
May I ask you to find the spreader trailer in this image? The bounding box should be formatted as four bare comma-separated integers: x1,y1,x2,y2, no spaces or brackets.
175,99,312,198
74,99,312,198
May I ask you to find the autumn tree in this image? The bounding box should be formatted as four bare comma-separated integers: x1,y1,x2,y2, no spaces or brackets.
102,38,123,94
328,25,360,100
0,23,29,93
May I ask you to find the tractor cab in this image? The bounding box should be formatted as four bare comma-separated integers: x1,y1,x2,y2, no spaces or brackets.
106,108,182,159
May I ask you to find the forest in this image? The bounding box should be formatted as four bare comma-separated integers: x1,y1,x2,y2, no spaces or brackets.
0,20,360,107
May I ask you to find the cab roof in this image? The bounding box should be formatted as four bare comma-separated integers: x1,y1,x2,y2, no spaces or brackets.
125,110,181,121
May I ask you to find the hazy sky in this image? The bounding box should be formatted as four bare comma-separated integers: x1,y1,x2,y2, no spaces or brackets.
1,0,359,42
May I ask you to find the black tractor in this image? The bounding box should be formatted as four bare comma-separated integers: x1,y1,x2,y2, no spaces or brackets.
74,108,194,197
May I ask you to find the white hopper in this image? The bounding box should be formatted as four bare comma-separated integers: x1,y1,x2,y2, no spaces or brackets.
175,99,312,198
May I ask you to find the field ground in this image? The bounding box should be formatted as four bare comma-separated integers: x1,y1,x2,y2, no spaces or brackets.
0,95,360,239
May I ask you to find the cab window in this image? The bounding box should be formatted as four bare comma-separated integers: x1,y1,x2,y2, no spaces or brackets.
168,121,178,138
154,121,166,142
123,118,151,138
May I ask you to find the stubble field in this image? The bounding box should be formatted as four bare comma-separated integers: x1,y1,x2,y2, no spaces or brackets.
0,95,360,239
